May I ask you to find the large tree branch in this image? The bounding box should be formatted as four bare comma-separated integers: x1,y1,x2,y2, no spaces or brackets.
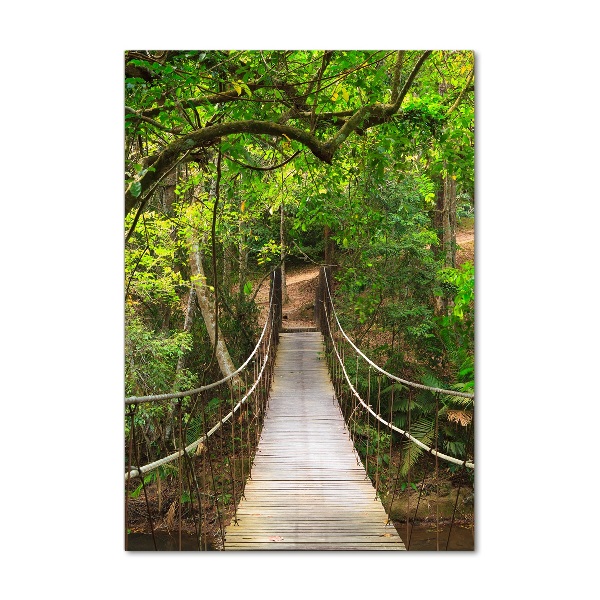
310,51,334,133
124,51,432,216
138,83,278,119
132,51,395,121
125,120,333,214
326,50,432,152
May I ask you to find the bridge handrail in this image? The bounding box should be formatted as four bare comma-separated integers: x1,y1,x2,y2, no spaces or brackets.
323,271,474,400
125,288,274,405
323,297,474,469
125,302,275,481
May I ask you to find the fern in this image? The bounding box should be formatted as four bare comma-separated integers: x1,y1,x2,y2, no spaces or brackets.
399,416,435,477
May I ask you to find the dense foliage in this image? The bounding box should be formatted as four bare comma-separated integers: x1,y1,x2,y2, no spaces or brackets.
124,49,474,474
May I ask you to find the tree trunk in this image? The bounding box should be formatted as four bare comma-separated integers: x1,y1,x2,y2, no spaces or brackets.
165,285,197,445
442,175,457,269
161,167,178,216
238,236,248,302
175,286,196,374
433,183,444,262
433,172,457,316
223,244,235,290
189,235,241,388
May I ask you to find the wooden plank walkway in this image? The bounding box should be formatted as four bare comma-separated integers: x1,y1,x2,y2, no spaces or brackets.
224,331,405,550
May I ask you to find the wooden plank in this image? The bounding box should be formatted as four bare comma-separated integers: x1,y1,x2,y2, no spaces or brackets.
224,332,405,551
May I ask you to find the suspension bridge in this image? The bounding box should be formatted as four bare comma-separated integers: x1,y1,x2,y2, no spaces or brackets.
125,267,474,551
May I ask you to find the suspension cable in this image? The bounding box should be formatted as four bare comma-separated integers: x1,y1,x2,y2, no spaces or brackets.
125,285,274,405
323,271,474,399
323,298,474,469
125,309,275,480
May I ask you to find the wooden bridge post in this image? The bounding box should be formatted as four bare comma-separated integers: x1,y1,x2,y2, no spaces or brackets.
272,266,282,336
323,266,332,339
315,267,323,331
315,266,332,338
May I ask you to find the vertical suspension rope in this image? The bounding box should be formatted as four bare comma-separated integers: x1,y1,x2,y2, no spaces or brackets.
177,399,183,551
387,378,394,506
385,383,401,525
215,391,223,523
201,395,224,544
340,344,346,420
131,405,157,550
446,464,465,551
125,406,135,550
201,434,207,551
240,376,251,498
385,385,404,525
229,378,238,525
189,439,204,550
407,470,427,550
341,342,348,424
435,392,440,552
236,380,242,496
375,374,382,499
365,366,371,480
218,398,224,469
446,416,475,550
253,357,259,449
258,343,264,412
244,369,250,488
406,388,412,546
353,355,359,463
182,450,202,551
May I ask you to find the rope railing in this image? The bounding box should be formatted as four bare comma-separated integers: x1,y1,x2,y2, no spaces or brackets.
320,268,474,469
318,266,474,550
326,307,474,470
125,291,274,405
125,321,275,480
125,268,282,550
323,272,474,399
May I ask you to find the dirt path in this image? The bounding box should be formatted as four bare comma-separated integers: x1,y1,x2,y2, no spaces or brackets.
281,265,320,328
456,226,475,266
255,224,473,324
456,229,474,245
253,264,319,328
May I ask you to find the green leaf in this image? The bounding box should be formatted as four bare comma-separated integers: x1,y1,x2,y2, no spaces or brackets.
130,181,142,197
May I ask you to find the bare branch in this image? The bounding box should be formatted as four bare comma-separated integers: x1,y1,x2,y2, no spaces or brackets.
223,150,301,172
125,106,184,134
310,51,334,133
327,51,432,153
446,67,474,116
125,120,333,214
